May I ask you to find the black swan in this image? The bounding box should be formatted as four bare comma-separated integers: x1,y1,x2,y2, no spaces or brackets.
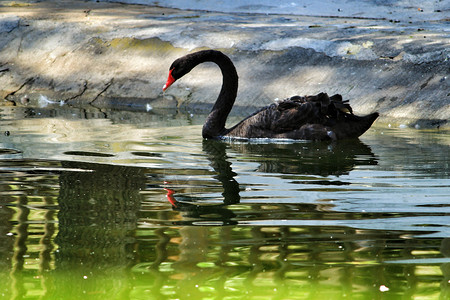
163,50,379,141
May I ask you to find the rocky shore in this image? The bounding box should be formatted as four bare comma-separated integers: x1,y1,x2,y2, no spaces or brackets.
0,0,448,127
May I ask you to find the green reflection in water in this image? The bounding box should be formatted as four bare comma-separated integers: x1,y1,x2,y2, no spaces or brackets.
0,106,449,299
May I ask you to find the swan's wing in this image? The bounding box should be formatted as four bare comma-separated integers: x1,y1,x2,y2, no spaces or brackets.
248,93,354,131
227,100,323,137
268,100,324,133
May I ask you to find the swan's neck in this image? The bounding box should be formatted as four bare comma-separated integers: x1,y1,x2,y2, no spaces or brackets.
201,52,238,139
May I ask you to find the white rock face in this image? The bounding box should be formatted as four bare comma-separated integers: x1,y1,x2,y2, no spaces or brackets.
0,0,448,126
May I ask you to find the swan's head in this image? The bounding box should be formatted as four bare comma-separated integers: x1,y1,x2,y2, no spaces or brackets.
163,56,196,91
163,53,203,91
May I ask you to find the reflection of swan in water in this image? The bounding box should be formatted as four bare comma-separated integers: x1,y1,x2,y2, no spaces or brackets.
165,140,240,225
230,139,378,176
165,139,378,223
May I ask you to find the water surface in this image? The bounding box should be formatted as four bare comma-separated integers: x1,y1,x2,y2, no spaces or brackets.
0,105,449,299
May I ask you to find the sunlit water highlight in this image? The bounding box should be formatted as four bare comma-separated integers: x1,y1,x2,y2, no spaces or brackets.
0,105,449,299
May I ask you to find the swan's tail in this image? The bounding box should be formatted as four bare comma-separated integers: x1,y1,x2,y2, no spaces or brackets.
296,93,379,139
288,93,379,139
331,112,379,139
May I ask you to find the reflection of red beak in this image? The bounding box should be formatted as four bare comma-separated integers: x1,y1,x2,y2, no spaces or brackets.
164,187,177,207
162,69,175,91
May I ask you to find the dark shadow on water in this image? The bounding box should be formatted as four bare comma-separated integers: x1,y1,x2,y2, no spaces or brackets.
63,151,115,157
49,161,147,299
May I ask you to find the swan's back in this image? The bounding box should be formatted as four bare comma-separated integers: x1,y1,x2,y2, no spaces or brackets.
225,93,379,141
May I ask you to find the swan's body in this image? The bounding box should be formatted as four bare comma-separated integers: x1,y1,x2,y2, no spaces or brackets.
163,50,379,141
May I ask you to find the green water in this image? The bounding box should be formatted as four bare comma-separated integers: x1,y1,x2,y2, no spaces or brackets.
0,105,449,299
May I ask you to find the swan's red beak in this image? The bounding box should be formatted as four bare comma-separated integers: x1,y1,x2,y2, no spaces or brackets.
163,69,175,91
164,187,177,207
